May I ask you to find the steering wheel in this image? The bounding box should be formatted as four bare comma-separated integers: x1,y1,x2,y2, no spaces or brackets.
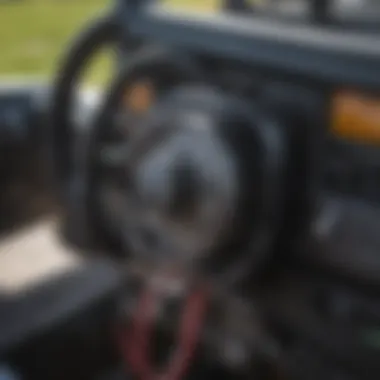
49,4,287,276
64,48,286,282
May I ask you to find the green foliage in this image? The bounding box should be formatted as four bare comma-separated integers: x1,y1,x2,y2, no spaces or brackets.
0,0,215,82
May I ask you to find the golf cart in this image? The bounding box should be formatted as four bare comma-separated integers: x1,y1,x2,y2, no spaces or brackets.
0,0,380,379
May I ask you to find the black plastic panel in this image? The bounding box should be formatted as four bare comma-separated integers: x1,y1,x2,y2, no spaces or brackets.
299,195,380,288
0,261,122,355
325,139,380,205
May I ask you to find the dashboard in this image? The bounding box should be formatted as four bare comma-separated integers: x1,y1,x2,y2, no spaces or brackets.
298,88,380,287
325,138,380,205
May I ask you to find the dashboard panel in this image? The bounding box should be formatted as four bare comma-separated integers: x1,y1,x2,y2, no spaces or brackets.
324,138,380,205
299,88,380,287
325,90,380,204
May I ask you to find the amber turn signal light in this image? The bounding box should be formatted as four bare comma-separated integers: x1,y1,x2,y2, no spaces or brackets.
124,80,155,114
331,90,380,145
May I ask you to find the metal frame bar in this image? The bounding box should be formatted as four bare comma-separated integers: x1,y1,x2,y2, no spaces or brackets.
119,1,380,89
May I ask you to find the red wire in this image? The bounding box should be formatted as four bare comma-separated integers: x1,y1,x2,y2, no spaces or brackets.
124,289,155,379
118,285,208,380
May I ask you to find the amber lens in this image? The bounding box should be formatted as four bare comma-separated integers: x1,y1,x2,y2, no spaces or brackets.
124,80,155,114
331,90,380,145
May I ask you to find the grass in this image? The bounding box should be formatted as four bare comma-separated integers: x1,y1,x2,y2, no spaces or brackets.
0,0,217,83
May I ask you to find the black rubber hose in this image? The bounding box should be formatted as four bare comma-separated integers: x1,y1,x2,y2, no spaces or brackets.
49,15,120,199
